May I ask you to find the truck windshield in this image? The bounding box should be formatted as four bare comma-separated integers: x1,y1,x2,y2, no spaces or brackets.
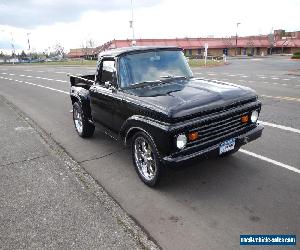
119,50,193,88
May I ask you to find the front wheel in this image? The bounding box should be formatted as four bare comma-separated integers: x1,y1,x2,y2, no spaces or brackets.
73,102,95,138
131,131,164,187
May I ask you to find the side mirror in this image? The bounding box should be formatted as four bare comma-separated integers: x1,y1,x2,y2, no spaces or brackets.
105,81,117,92
104,81,111,88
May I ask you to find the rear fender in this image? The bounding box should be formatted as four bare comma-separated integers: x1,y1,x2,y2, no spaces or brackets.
70,87,92,119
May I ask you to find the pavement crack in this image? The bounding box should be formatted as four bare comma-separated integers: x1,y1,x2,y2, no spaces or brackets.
78,149,125,164
0,154,49,167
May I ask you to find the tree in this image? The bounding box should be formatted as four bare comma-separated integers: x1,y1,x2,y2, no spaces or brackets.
53,43,65,58
80,42,88,60
20,50,27,59
81,38,96,60
246,36,255,55
86,38,95,49
267,33,275,55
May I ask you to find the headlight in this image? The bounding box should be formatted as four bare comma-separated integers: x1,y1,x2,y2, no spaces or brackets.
250,110,259,123
176,134,187,149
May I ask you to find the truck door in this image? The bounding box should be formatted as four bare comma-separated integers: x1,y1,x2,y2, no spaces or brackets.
90,59,116,130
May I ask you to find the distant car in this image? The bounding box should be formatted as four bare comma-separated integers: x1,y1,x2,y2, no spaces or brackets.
69,46,263,186
20,58,30,63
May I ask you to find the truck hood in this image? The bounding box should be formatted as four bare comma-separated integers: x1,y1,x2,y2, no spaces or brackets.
124,78,257,119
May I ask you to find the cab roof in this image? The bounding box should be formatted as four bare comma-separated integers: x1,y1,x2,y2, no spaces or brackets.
98,46,182,57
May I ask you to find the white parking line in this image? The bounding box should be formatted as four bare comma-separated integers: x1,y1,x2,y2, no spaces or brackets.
240,149,300,174
260,121,300,134
282,79,290,81
259,76,267,79
1,72,68,84
260,94,300,102
207,73,216,76
272,77,279,80
0,76,68,94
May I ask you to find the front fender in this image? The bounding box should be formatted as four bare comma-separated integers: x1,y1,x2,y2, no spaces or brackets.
120,115,173,157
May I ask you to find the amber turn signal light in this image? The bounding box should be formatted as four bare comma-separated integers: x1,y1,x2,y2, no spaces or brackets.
241,115,249,123
188,131,199,141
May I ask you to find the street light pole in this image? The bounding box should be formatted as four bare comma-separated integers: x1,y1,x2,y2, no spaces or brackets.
130,0,136,46
27,33,31,52
10,32,15,57
235,22,241,56
1,29,15,56
27,32,31,62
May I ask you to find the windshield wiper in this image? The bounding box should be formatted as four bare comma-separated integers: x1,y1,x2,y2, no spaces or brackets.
160,75,191,80
129,80,162,88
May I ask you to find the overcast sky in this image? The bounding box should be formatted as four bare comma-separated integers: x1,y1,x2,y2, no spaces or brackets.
0,0,300,53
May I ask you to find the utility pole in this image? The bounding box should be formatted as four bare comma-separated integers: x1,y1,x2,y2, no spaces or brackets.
27,32,31,61
130,0,136,46
27,33,31,52
10,32,15,57
1,30,15,64
235,22,241,56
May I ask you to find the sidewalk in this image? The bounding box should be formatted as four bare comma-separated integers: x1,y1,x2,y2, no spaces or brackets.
0,96,158,250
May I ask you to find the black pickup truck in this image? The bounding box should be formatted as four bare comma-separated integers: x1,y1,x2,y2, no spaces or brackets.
70,46,263,186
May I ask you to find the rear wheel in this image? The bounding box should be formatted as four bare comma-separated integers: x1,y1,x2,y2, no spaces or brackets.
73,102,95,138
131,131,164,187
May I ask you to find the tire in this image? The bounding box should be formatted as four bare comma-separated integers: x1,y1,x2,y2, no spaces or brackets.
131,131,164,187
73,102,95,138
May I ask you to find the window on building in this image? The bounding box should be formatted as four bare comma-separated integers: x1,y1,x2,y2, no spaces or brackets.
189,49,192,55
197,49,202,55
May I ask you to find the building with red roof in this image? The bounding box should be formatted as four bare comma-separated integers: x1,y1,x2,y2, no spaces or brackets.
67,30,300,58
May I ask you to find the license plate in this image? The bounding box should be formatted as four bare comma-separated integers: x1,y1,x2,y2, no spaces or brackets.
219,138,235,155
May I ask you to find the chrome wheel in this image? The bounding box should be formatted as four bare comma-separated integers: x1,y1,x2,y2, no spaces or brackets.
73,107,83,134
134,136,156,181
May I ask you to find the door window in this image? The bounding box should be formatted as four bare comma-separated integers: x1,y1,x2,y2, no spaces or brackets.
100,60,116,85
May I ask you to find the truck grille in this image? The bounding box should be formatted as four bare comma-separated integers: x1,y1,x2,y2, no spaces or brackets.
188,111,253,146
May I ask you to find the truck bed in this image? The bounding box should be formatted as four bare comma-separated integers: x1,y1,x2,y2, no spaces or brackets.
70,74,95,90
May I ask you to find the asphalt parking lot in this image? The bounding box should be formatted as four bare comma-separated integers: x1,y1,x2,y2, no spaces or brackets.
0,56,299,249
